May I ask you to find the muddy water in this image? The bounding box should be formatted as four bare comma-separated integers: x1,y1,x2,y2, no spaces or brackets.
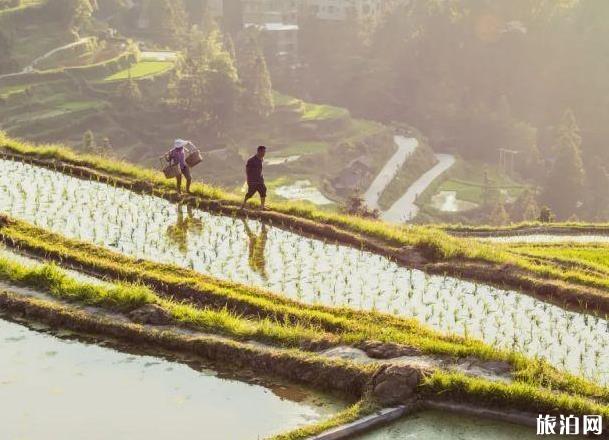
2,159,609,382
0,317,342,440
430,191,479,212
357,411,586,439
274,180,334,205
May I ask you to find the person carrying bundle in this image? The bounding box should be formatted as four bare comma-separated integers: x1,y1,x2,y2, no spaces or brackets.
165,139,194,194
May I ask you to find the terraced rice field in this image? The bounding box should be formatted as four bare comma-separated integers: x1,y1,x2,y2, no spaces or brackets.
0,317,341,439
0,245,106,286
102,61,174,82
2,159,609,382
481,234,609,244
357,410,570,440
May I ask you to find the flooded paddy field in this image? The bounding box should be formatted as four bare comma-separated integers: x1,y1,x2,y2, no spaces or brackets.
2,159,609,382
480,234,609,244
356,411,584,440
0,316,344,440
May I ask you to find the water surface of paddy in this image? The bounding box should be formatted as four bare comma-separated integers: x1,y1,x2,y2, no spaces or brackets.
480,234,609,244
357,411,585,439
2,159,609,382
0,317,341,439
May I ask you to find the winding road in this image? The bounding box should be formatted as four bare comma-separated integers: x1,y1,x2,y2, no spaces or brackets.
0,37,91,81
363,135,419,210
382,153,456,223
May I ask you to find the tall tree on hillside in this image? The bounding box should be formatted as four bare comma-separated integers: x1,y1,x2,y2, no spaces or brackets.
147,0,188,46
0,31,16,74
223,33,237,63
170,27,239,137
555,108,581,155
249,55,274,118
117,72,143,107
511,188,539,222
490,201,510,226
83,130,95,150
48,0,93,30
236,32,274,119
542,110,586,219
585,160,609,220
204,28,240,135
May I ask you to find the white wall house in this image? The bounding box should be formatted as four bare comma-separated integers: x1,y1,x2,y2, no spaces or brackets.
304,0,383,21
207,0,299,24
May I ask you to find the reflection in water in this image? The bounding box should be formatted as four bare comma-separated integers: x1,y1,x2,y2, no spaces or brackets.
166,203,203,254
431,191,479,212
3,159,609,382
0,317,342,440
242,219,268,280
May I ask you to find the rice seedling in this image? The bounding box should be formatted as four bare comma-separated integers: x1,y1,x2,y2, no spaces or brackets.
2,158,609,387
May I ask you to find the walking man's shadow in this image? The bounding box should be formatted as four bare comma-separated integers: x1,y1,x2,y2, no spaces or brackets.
166,203,203,254
241,219,268,280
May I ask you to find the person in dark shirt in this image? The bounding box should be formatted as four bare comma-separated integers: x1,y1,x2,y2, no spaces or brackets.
241,145,267,210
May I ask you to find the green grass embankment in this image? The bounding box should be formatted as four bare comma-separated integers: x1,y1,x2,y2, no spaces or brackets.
442,221,609,236
102,60,174,82
1,214,609,404
4,134,609,307
2,250,609,439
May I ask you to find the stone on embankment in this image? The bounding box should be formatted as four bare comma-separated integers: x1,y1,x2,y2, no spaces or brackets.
357,341,422,359
321,346,373,363
128,304,172,325
132,180,154,192
370,365,428,406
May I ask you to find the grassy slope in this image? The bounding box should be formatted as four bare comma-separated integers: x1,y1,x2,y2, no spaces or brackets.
436,160,526,204
507,243,609,277
102,60,174,82
6,136,609,302
0,254,332,346
3,235,609,436
1,214,609,404
442,220,609,234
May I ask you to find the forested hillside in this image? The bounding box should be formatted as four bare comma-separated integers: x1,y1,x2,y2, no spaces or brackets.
295,0,609,221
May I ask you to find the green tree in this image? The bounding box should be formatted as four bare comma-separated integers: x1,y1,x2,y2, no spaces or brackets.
170,27,239,136
0,31,16,74
585,160,609,220
542,110,586,219
48,0,93,30
481,170,492,207
236,32,274,118
254,55,273,117
223,33,237,61
490,201,510,226
117,71,143,107
538,206,555,223
511,188,539,222
342,192,379,219
146,0,188,45
83,130,95,150
523,200,539,222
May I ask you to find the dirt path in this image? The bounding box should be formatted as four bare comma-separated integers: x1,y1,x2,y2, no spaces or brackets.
0,37,91,80
363,136,419,210
382,154,455,223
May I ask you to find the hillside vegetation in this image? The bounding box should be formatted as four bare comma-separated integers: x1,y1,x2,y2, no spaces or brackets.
0,0,397,210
